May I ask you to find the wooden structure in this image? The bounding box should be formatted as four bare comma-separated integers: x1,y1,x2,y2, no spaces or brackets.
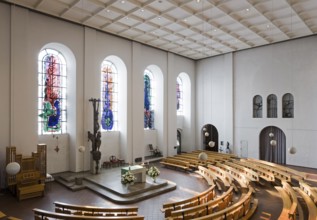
54,201,139,216
33,209,144,219
6,145,47,201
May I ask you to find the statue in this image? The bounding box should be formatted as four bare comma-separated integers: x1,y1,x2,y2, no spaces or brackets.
88,98,102,174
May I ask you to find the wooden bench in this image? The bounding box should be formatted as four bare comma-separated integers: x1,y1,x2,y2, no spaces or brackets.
166,186,234,219
299,181,317,205
160,158,191,171
33,208,144,219
216,162,249,191
195,166,217,186
245,159,292,182
161,185,216,218
224,161,259,182
191,186,256,220
207,164,231,189
54,201,138,216
275,181,298,220
294,187,317,220
238,159,275,182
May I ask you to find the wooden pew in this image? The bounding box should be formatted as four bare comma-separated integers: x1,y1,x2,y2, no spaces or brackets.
294,187,317,220
54,201,138,216
237,159,275,182
275,181,298,220
196,166,217,186
245,159,292,182
188,186,256,220
33,208,144,219
161,185,216,218
224,161,259,182
299,181,317,205
215,162,249,191
160,158,191,171
207,164,232,190
167,186,234,220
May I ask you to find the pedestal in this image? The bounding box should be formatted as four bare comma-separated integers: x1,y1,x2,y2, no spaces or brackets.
90,154,100,174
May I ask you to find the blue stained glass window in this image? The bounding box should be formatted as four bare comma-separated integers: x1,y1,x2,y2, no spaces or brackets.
101,60,118,131
176,76,183,115
38,49,67,134
144,70,154,129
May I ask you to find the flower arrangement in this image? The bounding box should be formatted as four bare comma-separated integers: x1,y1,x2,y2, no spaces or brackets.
121,171,136,185
147,166,160,179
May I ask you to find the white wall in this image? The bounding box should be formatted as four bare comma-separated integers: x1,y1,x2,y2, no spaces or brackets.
234,36,317,168
196,53,233,152
0,3,11,188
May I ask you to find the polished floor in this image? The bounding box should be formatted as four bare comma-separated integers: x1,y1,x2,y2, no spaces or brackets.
1,162,317,220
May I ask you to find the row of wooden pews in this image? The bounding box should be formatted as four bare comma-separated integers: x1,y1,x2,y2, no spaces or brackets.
161,185,216,218
160,151,317,220
165,186,234,219
275,181,299,220
34,201,144,219
160,158,191,171
193,186,257,220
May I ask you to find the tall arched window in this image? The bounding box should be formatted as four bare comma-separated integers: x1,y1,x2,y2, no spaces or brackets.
38,49,67,134
267,94,277,118
253,95,263,118
176,76,183,115
282,93,294,118
144,69,155,129
100,60,118,131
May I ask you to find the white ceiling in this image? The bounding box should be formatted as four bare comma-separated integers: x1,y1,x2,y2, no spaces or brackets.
4,0,317,60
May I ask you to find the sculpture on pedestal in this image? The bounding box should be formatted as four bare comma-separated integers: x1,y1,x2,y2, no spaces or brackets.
88,98,102,174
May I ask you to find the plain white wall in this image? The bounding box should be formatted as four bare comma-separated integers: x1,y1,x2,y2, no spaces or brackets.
0,3,11,188
234,36,317,168
196,53,233,152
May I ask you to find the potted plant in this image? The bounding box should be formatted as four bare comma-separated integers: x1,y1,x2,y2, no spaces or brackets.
147,166,160,183
121,171,136,185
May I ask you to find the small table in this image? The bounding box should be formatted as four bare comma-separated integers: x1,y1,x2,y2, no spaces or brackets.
121,165,146,183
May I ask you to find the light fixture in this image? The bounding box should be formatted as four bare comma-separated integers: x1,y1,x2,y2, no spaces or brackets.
198,152,208,160
288,146,296,154
270,140,277,146
205,132,209,137
269,132,274,138
208,141,215,148
6,162,21,175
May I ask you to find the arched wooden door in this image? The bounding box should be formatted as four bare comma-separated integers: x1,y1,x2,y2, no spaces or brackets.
259,126,286,164
202,124,218,152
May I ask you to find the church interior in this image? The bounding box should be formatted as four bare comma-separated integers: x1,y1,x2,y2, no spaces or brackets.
1,0,317,219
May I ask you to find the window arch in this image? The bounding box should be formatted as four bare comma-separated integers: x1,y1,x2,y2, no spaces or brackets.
253,95,263,118
267,94,277,118
176,76,183,115
38,48,67,134
144,69,155,129
282,93,294,118
100,60,118,131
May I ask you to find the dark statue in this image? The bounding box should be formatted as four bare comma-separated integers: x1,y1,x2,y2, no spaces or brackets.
88,98,102,174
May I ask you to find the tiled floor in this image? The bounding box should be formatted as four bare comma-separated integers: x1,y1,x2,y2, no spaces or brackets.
0,162,317,219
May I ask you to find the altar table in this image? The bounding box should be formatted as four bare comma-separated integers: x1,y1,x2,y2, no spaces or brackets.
121,165,146,183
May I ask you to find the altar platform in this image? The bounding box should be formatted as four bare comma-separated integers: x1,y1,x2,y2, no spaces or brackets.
55,166,176,204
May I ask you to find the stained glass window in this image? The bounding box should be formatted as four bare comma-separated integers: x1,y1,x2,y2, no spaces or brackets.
38,49,67,134
144,69,155,129
101,60,118,131
176,76,183,115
